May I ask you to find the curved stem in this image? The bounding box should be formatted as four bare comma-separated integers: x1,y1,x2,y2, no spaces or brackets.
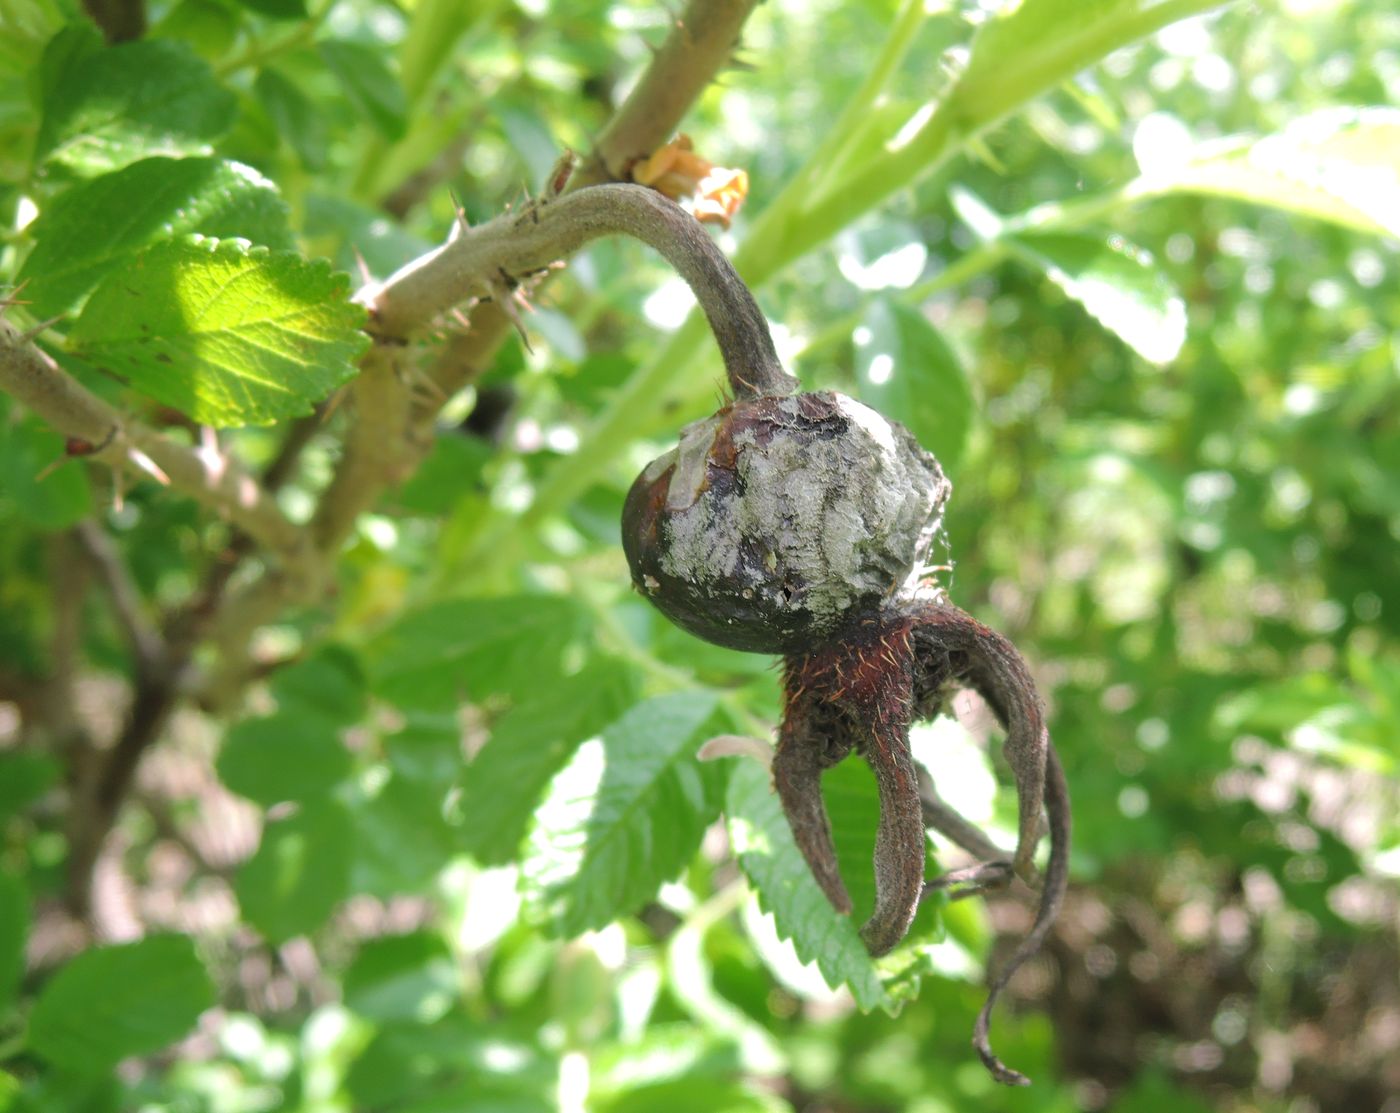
367,182,797,399
972,743,1071,1087
909,599,1070,1087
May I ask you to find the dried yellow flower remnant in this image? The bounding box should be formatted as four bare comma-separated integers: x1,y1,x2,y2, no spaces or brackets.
631,134,749,229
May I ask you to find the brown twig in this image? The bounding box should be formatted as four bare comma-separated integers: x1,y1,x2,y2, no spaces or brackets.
362,184,794,396
82,0,145,42
74,520,166,678
195,0,769,689
0,321,311,574
415,0,763,411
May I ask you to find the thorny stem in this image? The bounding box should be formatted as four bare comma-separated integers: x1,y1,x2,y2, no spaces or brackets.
0,320,312,573
413,0,765,411
4,0,771,919
365,182,797,400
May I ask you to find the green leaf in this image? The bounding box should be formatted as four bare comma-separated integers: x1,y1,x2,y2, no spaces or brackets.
726,759,886,1011
945,0,1222,131
0,872,28,1017
69,236,368,428
350,773,457,897
303,192,435,278
1010,231,1187,365
269,644,367,728
318,40,408,140
155,0,243,58
254,68,327,171
366,595,585,711
821,758,882,925
0,752,60,822
34,36,236,175
343,932,458,1024
855,299,972,476
27,936,214,1073
36,26,104,105
383,722,462,784
948,185,1004,243
19,157,294,318
237,0,307,18
392,435,492,516
216,711,353,805
595,1079,789,1113
0,416,92,531
1135,106,1400,239
499,106,561,186
235,800,353,943
589,1026,746,1100
523,693,729,937
458,660,638,866
346,1016,556,1112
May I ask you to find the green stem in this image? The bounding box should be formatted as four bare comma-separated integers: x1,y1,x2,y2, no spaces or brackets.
798,0,1229,240
213,0,332,78
456,0,1232,581
795,239,1012,362
787,0,929,199
398,0,497,108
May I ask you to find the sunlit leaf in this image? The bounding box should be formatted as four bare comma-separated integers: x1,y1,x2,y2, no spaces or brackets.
837,221,928,291
346,1016,556,1111
595,1077,790,1113
926,0,1231,154
28,936,214,1073
69,236,368,427
343,932,459,1024
1134,106,1400,238
237,0,307,18
1010,231,1187,364
459,659,638,865
19,157,293,317
351,773,457,896
523,693,728,937
269,644,367,728
726,760,886,1011
948,186,1004,243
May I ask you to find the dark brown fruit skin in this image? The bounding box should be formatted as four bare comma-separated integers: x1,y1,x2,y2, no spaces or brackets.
622,391,950,655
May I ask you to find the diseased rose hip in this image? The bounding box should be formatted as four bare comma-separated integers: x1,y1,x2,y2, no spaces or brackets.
622,390,950,654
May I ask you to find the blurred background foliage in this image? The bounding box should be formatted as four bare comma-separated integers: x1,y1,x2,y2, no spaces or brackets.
1,0,1398,1110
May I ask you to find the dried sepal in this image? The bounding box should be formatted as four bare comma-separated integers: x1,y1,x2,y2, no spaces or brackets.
631,133,750,228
